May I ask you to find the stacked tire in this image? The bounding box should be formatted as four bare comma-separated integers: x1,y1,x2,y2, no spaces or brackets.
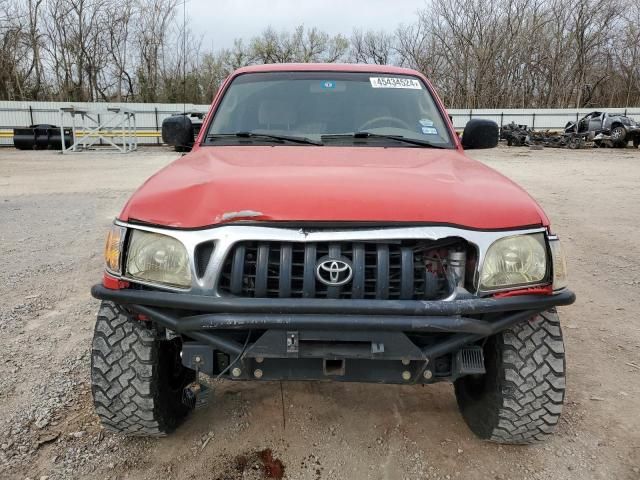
13,124,73,150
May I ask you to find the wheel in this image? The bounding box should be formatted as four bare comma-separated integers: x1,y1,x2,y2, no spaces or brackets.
633,137,640,148
91,301,195,436
610,125,627,147
454,310,565,444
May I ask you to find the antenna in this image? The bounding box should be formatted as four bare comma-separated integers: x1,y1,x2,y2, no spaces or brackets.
182,0,186,116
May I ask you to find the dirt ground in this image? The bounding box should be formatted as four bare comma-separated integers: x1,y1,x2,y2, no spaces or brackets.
0,145,639,480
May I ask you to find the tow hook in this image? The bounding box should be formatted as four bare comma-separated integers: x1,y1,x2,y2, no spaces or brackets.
182,381,209,410
182,356,210,410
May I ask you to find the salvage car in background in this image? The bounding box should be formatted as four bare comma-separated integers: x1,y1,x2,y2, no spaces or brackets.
91,64,574,444
565,111,640,148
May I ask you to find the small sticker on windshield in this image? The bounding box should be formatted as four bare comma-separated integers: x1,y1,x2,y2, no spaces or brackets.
419,118,434,127
422,126,438,135
369,77,422,89
321,80,336,89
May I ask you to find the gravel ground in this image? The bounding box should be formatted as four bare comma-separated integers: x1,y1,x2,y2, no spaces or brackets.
0,145,639,480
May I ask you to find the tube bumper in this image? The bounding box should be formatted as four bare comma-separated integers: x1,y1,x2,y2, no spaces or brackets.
91,284,575,383
91,284,575,357
91,284,575,318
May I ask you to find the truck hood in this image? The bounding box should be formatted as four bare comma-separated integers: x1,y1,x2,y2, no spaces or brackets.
119,146,549,230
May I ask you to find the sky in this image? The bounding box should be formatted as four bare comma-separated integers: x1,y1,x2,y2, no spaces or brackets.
188,0,427,51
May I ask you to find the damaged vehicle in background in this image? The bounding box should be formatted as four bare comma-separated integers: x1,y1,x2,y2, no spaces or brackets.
565,111,640,148
501,122,590,149
90,64,575,445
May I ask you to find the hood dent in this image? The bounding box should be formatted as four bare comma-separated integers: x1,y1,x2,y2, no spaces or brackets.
119,147,548,230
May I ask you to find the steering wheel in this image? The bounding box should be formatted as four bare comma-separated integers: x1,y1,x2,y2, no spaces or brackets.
358,116,413,132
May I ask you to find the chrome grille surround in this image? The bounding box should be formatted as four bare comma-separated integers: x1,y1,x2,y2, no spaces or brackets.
112,221,548,297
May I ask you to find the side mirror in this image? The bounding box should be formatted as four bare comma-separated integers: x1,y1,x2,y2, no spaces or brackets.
162,114,195,152
461,119,499,149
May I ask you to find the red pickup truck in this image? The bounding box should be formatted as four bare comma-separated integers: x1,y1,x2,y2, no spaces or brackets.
91,63,574,444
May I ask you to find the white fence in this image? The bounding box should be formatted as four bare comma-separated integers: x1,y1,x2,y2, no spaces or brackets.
1,101,639,146
0,101,210,146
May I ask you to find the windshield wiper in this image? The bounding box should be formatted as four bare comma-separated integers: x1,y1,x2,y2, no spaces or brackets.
321,132,444,148
207,132,323,146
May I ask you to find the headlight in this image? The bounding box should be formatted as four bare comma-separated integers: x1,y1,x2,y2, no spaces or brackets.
104,224,126,274
480,233,547,291
126,230,191,288
548,236,568,290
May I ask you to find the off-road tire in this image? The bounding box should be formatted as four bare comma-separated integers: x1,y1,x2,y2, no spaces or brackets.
454,310,565,444
633,137,640,148
91,301,195,436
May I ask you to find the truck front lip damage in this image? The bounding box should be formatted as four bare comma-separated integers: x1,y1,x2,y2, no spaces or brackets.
90,284,575,384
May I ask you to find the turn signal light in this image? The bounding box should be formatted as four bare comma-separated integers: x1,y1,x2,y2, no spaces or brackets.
104,224,126,274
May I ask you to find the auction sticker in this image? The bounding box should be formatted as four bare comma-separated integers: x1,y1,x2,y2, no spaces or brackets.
369,77,422,89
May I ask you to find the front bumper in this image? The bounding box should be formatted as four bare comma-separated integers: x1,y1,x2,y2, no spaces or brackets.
91,284,575,383
626,126,640,137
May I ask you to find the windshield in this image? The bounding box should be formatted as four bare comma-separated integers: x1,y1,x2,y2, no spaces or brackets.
205,71,454,148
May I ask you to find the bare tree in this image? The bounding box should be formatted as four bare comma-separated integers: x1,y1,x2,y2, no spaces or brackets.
1,0,640,107
350,29,395,64
134,0,177,102
104,0,134,101
619,3,640,107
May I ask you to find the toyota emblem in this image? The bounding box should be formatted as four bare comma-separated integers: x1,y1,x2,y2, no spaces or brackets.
315,256,353,286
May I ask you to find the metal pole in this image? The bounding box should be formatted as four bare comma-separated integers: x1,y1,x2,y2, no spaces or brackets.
125,113,129,152
154,107,160,145
97,113,103,146
80,113,85,151
29,105,34,125
133,113,137,151
71,113,76,152
532,112,536,130
127,113,131,152
130,113,133,152
60,111,65,154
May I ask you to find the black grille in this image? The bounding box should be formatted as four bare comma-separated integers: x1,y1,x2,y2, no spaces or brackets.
218,240,460,300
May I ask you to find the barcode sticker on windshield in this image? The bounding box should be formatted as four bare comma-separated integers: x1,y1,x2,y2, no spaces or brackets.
369,77,422,89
